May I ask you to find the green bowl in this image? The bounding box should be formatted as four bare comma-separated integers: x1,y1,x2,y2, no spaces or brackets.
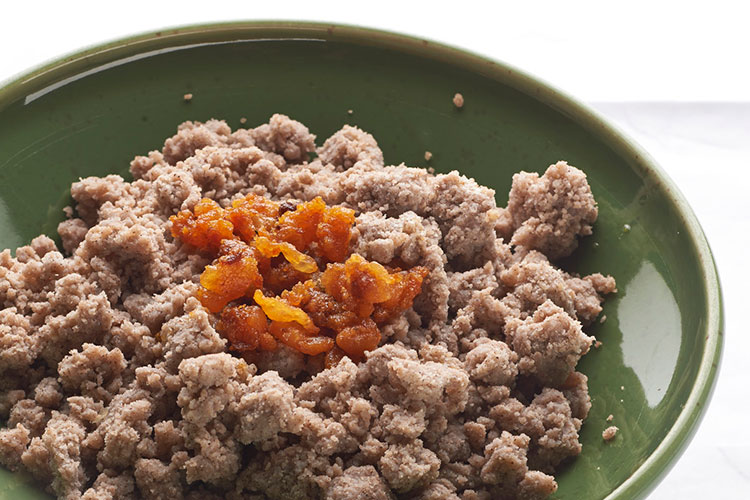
0,22,722,500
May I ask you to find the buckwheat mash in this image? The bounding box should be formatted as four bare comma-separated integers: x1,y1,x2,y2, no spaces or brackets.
0,115,615,499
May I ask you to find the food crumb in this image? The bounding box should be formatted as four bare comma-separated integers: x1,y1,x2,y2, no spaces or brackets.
623,223,631,232
347,109,354,115
453,92,464,108
602,426,619,441
606,414,613,422
620,386,624,391
594,340,602,349
240,117,247,124
424,151,433,161
600,314,607,323
183,93,193,102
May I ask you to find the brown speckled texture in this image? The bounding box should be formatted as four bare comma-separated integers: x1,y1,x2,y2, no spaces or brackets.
0,115,615,499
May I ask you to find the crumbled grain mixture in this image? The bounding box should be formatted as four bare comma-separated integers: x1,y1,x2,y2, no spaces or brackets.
602,426,619,441
453,92,464,108
424,151,433,161
0,115,615,499
183,93,193,102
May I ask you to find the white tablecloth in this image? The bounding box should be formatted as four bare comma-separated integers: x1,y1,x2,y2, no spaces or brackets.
1,2,748,497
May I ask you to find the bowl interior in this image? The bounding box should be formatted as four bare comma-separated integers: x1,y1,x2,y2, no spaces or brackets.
0,23,720,500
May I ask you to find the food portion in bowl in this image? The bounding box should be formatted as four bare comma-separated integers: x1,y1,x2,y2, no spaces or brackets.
0,114,615,499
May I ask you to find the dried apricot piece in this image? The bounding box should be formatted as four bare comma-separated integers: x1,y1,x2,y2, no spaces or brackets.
316,205,356,262
279,279,319,307
217,305,276,352
324,346,346,369
254,235,318,274
335,318,381,360
321,254,397,316
346,256,394,304
197,240,263,313
277,197,326,251
170,198,234,253
372,267,429,324
268,321,334,356
260,259,311,295
227,194,279,243
254,289,317,332
296,285,359,333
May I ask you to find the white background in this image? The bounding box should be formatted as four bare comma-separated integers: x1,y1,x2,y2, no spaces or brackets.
1,1,748,498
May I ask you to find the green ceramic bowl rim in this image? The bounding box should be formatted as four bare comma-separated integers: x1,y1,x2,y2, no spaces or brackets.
0,21,723,500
